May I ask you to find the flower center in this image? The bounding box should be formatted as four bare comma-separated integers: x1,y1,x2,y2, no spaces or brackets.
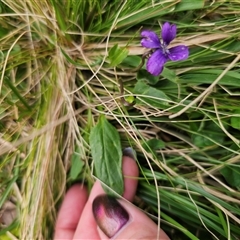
160,41,169,56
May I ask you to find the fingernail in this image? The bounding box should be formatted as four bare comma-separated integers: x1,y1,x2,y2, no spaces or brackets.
123,147,136,160
92,195,129,238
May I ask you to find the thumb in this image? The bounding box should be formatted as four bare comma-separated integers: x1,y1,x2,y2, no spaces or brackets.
92,195,170,240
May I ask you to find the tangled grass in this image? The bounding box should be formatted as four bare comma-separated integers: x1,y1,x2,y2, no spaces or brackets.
0,1,240,239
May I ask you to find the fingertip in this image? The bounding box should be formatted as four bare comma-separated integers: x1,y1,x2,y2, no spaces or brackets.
117,199,170,240
122,156,139,200
93,196,170,240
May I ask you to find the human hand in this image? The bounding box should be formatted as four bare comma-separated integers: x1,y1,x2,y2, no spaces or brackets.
54,151,170,239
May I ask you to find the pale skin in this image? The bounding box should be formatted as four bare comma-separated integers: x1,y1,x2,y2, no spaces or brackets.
54,156,170,239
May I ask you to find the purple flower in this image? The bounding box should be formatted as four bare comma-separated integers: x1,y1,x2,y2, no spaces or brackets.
141,22,189,76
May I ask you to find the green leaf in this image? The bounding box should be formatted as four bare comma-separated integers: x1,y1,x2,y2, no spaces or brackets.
182,70,240,87
125,95,135,104
137,69,159,85
192,135,214,147
89,115,123,195
161,68,179,83
133,80,171,108
108,44,129,67
230,110,240,130
142,139,165,153
175,0,204,11
121,55,142,68
191,122,225,147
221,166,240,188
70,146,85,180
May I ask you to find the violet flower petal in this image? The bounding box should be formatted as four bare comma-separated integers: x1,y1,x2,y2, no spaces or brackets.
141,30,161,49
146,49,168,76
168,45,189,61
161,22,177,45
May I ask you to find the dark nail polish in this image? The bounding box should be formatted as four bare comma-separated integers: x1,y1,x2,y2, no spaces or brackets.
92,195,129,238
123,147,136,160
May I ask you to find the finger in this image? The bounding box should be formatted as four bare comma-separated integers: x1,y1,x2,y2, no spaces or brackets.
54,184,88,240
73,154,139,239
93,196,170,240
